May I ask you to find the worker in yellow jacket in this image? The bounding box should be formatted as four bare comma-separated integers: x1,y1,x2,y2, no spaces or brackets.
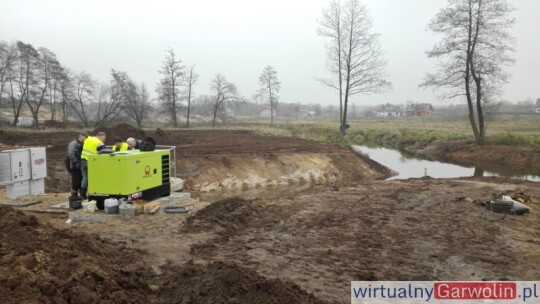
80,132,107,200
112,137,130,152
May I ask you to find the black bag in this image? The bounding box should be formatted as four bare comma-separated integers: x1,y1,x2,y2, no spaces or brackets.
139,137,156,151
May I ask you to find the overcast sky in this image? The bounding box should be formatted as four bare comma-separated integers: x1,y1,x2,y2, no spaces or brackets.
1,0,538,106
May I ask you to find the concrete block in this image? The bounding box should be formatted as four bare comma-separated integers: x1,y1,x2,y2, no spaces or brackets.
170,192,191,200
6,181,30,199
68,210,116,222
170,177,184,192
153,192,191,208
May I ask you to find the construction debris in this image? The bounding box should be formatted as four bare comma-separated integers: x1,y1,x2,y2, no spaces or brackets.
0,200,42,207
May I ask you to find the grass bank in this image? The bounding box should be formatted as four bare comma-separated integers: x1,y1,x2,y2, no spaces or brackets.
221,117,540,150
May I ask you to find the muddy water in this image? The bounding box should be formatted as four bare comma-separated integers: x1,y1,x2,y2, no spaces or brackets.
353,145,540,181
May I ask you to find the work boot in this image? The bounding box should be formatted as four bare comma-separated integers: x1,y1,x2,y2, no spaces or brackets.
70,189,78,199
80,188,87,200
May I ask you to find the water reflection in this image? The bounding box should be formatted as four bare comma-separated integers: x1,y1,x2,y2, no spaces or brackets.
353,145,540,181
473,166,484,177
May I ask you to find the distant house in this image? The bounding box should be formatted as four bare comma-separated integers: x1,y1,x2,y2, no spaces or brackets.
224,108,235,117
535,98,540,113
406,103,433,117
375,103,402,118
300,110,317,118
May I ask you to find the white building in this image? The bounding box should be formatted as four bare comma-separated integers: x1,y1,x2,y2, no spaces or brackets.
375,103,402,118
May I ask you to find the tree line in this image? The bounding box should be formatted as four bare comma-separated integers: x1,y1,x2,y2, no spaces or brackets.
1,0,516,144
0,42,281,128
0,41,144,128
319,0,515,144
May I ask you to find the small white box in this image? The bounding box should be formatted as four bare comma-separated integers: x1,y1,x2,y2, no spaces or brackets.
0,153,10,184
1,147,48,198
6,180,30,199
10,149,31,182
30,148,47,179
30,179,45,195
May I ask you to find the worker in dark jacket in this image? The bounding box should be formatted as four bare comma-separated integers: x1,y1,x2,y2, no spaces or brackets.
65,131,88,198
126,137,141,150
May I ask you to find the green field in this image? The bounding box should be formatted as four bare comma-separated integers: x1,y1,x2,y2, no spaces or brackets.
3,113,539,149
222,115,540,149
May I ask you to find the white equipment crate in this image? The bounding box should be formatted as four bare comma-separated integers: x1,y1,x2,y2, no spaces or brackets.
0,147,47,199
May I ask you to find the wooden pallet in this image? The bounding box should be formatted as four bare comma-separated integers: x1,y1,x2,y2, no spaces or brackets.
135,201,162,214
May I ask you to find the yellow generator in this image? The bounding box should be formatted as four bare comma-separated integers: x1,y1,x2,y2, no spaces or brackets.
87,149,172,207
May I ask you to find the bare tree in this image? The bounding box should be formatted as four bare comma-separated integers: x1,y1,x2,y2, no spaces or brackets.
318,0,344,129
94,83,124,127
185,65,198,128
22,47,61,126
58,70,94,127
421,0,515,145
139,82,150,124
57,73,71,124
47,62,65,122
10,41,40,126
0,41,17,109
319,0,391,136
209,74,242,127
157,48,184,127
6,56,21,125
191,94,214,117
257,65,281,125
111,69,147,128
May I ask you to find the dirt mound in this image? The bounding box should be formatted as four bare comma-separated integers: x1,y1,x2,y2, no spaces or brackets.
184,197,260,233
0,206,154,304
93,123,146,145
0,130,27,145
157,261,326,304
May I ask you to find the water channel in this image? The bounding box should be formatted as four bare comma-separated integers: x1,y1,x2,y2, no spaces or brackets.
353,145,540,182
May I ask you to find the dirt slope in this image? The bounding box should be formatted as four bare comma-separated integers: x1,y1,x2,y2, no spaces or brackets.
0,128,392,193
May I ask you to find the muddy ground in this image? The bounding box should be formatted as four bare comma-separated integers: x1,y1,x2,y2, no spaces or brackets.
5,177,540,303
0,206,327,304
1,127,540,303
